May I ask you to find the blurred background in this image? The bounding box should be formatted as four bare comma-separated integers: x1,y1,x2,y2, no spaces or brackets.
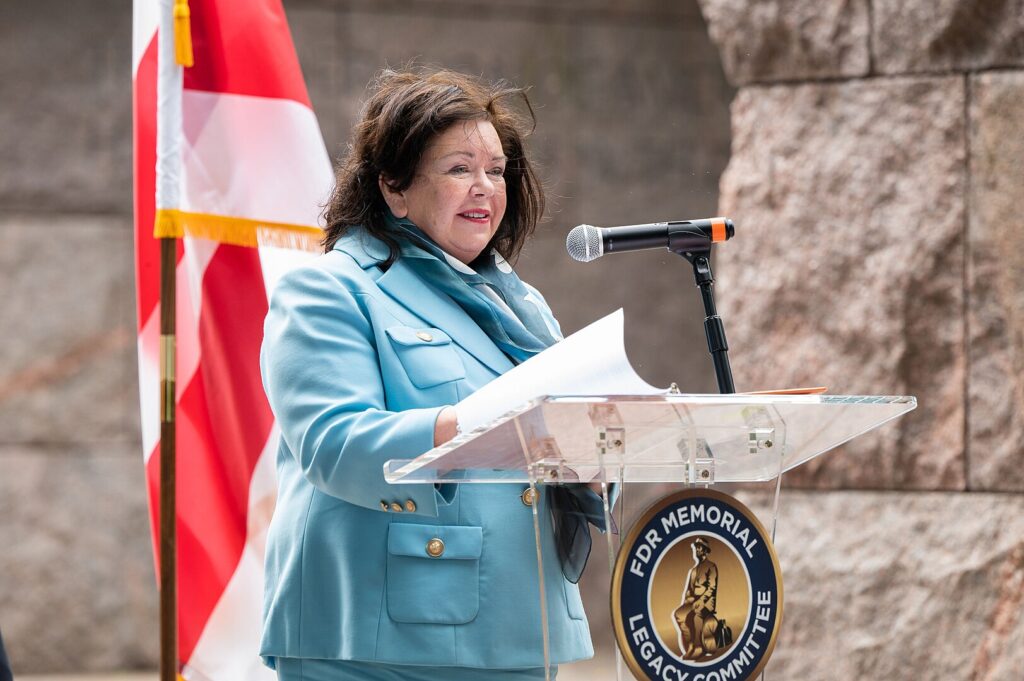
1,0,1022,678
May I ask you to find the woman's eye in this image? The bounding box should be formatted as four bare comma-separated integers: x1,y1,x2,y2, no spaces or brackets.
448,166,470,175
488,168,506,178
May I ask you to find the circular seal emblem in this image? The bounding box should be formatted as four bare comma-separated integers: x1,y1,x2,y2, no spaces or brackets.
611,489,783,680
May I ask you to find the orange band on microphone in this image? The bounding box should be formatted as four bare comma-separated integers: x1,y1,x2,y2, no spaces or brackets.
711,218,727,242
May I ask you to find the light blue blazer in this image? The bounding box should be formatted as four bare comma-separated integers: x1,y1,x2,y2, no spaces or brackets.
259,228,600,669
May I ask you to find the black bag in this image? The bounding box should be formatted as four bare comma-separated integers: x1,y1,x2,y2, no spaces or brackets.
714,618,733,649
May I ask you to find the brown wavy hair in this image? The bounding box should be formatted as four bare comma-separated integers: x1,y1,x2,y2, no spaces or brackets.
321,67,545,265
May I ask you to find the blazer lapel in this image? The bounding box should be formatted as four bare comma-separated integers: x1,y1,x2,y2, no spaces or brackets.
376,259,515,376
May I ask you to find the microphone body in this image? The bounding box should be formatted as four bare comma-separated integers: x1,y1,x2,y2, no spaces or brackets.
566,218,734,262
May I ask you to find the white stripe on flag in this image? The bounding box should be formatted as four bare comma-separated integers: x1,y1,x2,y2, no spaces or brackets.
156,0,183,214
258,246,321,298
181,90,334,227
131,0,159,75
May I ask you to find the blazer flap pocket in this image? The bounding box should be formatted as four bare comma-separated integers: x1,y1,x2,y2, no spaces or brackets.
387,523,482,561
385,326,453,347
385,326,465,389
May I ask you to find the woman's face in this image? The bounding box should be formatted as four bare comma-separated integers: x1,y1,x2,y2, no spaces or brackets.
381,119,508,264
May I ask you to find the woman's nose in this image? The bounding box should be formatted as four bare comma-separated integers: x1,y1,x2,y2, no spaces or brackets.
472,170,494,196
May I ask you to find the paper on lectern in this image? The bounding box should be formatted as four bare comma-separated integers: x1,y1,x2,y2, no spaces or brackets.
455,309,665,432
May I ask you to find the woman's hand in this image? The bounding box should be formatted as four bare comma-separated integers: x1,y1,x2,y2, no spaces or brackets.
433,406,459,446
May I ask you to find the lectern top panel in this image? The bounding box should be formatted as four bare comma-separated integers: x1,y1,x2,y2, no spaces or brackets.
383,394,917,485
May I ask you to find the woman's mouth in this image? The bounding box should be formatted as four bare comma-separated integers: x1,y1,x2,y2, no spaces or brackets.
457,210,490,224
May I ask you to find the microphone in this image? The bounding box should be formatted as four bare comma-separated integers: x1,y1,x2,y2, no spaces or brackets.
566,218,734,262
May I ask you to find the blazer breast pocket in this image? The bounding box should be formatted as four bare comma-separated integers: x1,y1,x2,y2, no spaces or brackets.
385,326,466,389
386,523,483,625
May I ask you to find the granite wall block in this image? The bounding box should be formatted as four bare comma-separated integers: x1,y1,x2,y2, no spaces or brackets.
0,0,132,214
0,215,137,446
873,0,1024,74
744,489,1024,680
966,71,1024,492
696,0,870,85
0,446,158,673
717,76,967,490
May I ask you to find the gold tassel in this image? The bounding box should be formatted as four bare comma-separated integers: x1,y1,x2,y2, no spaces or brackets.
173,0,194,68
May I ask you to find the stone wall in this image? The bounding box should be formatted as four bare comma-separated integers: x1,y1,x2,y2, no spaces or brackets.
691,0,1024,677
0,0,733,674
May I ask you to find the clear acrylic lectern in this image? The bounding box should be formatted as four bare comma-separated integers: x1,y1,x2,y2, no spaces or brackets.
384,393,916,680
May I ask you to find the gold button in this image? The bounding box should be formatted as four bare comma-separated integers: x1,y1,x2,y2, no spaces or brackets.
380,500,389,511
390,502,403,513
521,487,538,507
426,537,445,558
404,499,417,513
416,331,433,342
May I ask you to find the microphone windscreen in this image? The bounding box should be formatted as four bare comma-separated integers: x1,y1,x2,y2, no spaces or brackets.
566,224,603,262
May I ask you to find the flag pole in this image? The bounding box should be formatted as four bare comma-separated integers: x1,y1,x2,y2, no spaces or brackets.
155,0,192,678
159,237,178,681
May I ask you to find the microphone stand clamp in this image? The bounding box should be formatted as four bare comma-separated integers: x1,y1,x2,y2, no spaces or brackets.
674,246,736,395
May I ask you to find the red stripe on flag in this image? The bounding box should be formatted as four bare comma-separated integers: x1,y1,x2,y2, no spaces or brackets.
133,35,160,329
145,442,161,580
195,244,275,469
184,0,312,108
144,371,252,662
181,244,275,661
145,243,276,662
176,372,249,659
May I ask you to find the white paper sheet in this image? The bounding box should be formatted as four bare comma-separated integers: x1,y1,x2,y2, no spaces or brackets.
455,309,665,432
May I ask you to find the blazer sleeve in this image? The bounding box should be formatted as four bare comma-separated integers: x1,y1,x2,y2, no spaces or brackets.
261,264,450,516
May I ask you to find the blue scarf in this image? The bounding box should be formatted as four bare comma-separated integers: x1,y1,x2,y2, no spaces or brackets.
390,217,562,359
389,216,596,583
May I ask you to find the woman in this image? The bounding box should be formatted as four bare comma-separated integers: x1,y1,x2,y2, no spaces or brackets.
0,627,11,681
259,68,608,680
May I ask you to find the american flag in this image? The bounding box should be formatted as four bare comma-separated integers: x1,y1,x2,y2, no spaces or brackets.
132,0,332,677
